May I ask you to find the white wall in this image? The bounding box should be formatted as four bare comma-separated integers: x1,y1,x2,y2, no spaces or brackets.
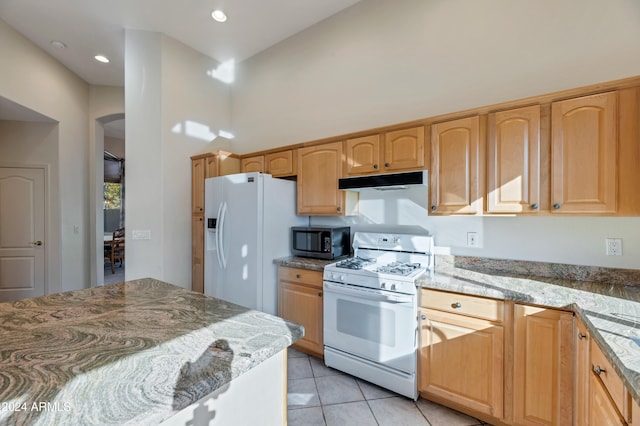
232,0,640,269
232,0,640,152
0,19,90,292
125,30,231,287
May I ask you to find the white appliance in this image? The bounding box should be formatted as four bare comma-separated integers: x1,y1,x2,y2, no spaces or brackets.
323,232,434,400
204,172,307,315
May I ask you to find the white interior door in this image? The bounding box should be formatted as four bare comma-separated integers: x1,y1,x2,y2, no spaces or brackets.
0,167,46,302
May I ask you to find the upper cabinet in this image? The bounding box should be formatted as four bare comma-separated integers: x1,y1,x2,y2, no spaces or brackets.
430,116,484,215
297,142,357,216
383,126,426,171
240,150,297,177
487,105,544,214
551,92,618,214
265,149,297,177
345,134,381,175
241,155,264,173
344,126,426,176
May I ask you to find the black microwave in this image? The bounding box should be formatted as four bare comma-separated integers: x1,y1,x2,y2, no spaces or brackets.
291,226,350,260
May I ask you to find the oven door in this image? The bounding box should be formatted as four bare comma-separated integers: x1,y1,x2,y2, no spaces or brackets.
323,280,417,374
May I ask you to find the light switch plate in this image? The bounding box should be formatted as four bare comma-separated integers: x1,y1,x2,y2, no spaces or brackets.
132,230,151,240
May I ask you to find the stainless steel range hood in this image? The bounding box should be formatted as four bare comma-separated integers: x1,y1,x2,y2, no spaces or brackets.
338,170,428,191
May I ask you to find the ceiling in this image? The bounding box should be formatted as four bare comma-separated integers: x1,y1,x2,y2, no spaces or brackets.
0,0,361,87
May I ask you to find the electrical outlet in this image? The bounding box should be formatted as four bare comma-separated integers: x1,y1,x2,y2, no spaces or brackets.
467,232,478,247
606,238,622,256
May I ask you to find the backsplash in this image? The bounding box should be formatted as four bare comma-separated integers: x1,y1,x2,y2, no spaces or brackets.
437,255,640,287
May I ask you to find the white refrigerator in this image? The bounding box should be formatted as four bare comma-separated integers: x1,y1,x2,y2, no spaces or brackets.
204,172,308,315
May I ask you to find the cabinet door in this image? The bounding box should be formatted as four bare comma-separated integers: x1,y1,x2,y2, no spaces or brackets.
192,158,205,214
265,150,296,177
589,373,626,426
383,126,425,171
551,91,618,214
431,117,483,214
241,156,265,173
574,317,590,426
297,142,353,215
513,305,573,426
420,308,504,418
205,155,218,178
488,106,541,213
278,281,323,357
191,215,204,293
345,135,381,175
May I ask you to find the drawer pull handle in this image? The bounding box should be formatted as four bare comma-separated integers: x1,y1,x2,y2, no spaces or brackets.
420,314,426,320
530,203,539,209
452,302,462,309
295,274,301,279
594,365,606,376
578,332,587,340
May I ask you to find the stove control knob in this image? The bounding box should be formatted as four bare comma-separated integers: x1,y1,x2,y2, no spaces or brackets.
380,283,386,289
391,284,396,291
340,275,345,281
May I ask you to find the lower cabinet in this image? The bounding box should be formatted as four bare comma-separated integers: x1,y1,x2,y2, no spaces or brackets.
419,290,576,426
420,307,504,419
513,304,573,426
277,266,324,358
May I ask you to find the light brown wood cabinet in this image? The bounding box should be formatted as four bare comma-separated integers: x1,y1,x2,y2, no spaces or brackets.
487,105,545,214
265,150,296,177
589,337,629,425
241,155,264,173
551,91,618,214
419,290,505,419
277,266,323,358
344,127,426,176
574,317,591,426
190,151,240,293
430,116,484,214
513,304,573,426
297,141,357,216
345,134,381,175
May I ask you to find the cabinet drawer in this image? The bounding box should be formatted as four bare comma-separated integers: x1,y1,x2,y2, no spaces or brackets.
590,338,626,415
421,289,504,323
278,266,322,288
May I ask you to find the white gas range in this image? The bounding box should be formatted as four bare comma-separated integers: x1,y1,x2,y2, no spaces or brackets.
323,232,434,400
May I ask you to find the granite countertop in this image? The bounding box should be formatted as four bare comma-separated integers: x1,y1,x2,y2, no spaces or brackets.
421,255,640,406
0,278,303,425
273,256,336,271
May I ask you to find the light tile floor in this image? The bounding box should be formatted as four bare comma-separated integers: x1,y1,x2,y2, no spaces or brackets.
287,348,491,426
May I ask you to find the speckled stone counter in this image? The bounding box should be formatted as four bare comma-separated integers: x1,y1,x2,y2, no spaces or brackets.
273,256,336,271
421,255,640,406
0,278,303,425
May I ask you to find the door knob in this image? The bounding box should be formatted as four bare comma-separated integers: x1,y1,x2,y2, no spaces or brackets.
31,241,43,246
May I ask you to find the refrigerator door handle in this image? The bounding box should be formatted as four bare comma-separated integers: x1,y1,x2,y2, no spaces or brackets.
215,202,224,269
219,202,228,269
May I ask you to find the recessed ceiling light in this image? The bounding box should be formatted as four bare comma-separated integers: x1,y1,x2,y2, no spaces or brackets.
94,55,110,64
211,9,227,22
50,40,66,49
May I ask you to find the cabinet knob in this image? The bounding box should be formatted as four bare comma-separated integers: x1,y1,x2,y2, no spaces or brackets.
337,206,342,212
553,203,561,210
295,274,300,279
373,164,378,169
384,163,390,168
594,365,606,376
452,302,462,309
578,332,587,340
199,217,203,221
200,207,203,211
530,203,539,209
318,292,322,297
420,314,426,320
431,205,437,211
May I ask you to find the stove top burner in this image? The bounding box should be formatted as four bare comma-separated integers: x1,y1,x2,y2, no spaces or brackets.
335,257,374,270
376,262,422,276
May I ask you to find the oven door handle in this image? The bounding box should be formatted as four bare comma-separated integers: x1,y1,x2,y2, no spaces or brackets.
324,282,413,304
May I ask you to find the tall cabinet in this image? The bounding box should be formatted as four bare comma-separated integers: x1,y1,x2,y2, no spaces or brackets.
190,151,240,293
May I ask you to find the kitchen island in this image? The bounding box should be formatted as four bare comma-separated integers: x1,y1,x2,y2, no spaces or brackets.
0,278,303,425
